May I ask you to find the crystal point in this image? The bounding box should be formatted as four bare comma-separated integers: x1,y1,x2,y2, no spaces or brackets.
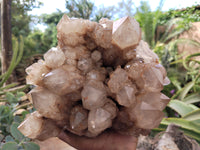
70,105,88,132
88,108,112,134
29,87,65,120
116,84,137,107
108,67,129,93
43,65,84,95
81,80,107,110
129,101,164,129
26,60,50,85
112,16,141,50
44,47,65,69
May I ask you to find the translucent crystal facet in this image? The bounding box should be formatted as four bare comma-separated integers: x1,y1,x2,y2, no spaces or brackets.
81,80,107,110
28,87,64,120
112,16,141,50
77,58,93,73
57,15,96,47
137,92,170,111
92,18,113,49
26,60,50,85
86,70,105,81
136,40,159,63
126,61,145,81
88,108,112,134
108,67,129,93
18,111,61,141
18,111,44,139
44,47,65,69
140,64,164,92
116,84,137,107
70,105,88,132
129,101,164,129
91,50,102,62
43,65,84,95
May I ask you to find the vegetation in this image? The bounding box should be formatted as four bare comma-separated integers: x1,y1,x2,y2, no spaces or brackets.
0,37,39,149
154,52,200,143
1,0,200,148
158,5,200,25
0,91,39,150
134,0,164,48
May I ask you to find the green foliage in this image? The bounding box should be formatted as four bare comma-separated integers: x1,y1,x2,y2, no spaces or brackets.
134,0,164,48
183,109,200,123
152,17,193,71
23,29,47,56
158,5,200,25
2,142,18,150
155,52,200,142
168,100,198,116
156,88,200,142
10,122,25,142
23,142,40,150
12,0,43,37
0,36,38,149
11,0,45,70
1,140,40,150
154,38,199,70
158,118,200,142
41,24,58,48
65,0,114,22
0,36,24,87
182,93,200,104
32,11,65,53
41,10,64,25
0,92,27,135
40,11,64,47
159,18,191,43
0,91,38,149
22,11,64,59
65,0,94,19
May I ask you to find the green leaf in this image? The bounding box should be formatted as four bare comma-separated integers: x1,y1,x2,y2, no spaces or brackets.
179,81,195,100
5,92,18,103
183,93,200,104
23,142,40,150
13,116,22,123
161,118,200,134
193,120,200,124
167,100,198,116
0,83,18,91
158,122,200,142
0,134,4,142
16,92,25,99
183,109,200,122
21,111,29,118
180,127,200,143
10,122,24,142
6,126,10,134
2,142,18,150
5,135,15,142
171,79,182,90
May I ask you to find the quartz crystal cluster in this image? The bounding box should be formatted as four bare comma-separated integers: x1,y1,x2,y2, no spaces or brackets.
18,15,170,140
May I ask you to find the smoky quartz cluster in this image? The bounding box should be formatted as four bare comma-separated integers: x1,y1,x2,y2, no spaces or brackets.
18,15,170,140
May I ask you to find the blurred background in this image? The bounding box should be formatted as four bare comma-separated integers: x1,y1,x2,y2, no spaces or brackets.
0,0,200,149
